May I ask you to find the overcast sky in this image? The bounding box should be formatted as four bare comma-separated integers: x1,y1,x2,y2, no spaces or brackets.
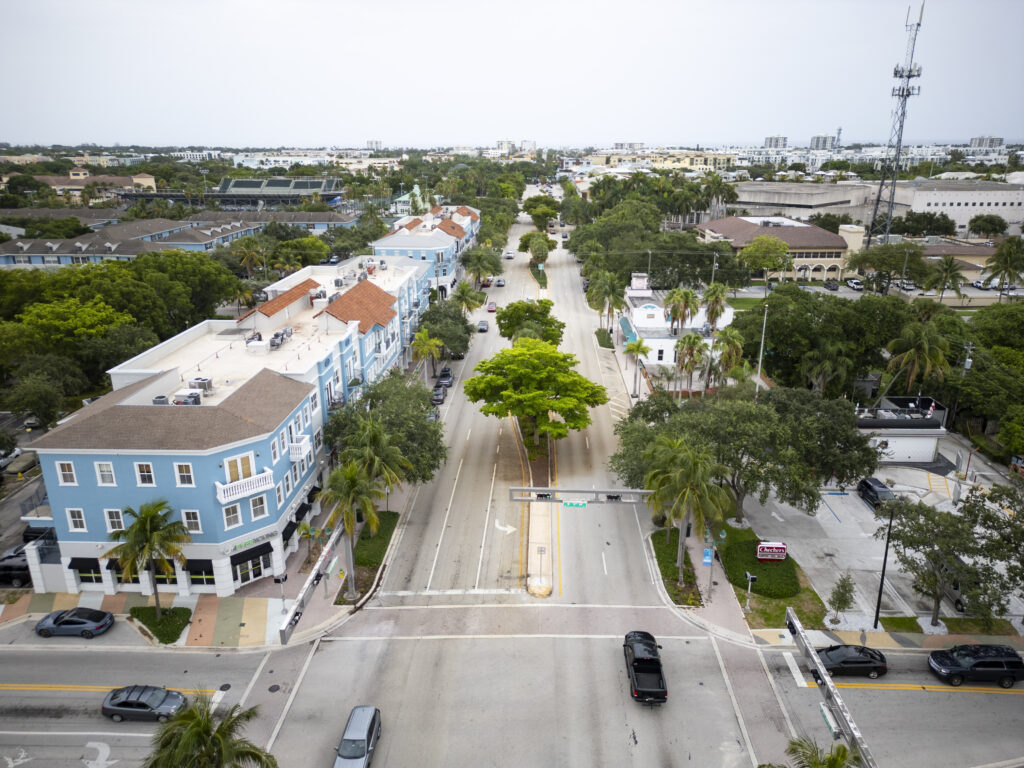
3,0,1021,150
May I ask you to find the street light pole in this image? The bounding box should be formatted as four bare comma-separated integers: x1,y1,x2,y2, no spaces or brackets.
872,504,896,629
754,304,768,402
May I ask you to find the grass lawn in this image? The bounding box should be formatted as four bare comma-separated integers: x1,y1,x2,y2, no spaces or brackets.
726,297,765,310
337,510,400,605
880,616,922,633
530,262,548,288
129,606,192,644
737,568,827,629
944,616,1020,636
595,328,613,348
649,526,702,606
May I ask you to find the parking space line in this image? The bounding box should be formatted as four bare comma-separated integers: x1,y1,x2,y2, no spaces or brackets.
819,496,841,522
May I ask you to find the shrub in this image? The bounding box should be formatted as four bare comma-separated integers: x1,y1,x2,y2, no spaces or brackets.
129,606,192,644
529,262,548,288
719,537,800,598
595,328,613,349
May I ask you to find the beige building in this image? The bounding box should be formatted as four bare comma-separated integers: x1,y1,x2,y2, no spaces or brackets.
583,150,735,174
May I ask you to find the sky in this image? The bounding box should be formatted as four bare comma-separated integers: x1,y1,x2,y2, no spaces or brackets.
2,0,1022,150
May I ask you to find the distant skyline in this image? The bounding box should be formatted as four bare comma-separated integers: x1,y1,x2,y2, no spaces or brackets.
2,0,1022,149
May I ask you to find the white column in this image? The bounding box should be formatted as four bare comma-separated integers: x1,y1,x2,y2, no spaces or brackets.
99,559,117,596
213,557,235,597
60,558,80,594
174,561,190,597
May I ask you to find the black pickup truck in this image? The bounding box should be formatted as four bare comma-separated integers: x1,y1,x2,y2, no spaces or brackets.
623,631,667,704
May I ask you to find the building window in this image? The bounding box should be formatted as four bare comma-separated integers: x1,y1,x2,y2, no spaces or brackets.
271,440,279,462
284,474,292,496
68,508,86,531
310,391,318,412
75,559,103,584
224,504,241,529
303,404,311,426
183,509,202,533
58,462,77,485
151,565,178,585
186,559,215,585
95,462,116,486
175,463,194,487
291,465,299,485
105,509,124,532
136,463,155,486
276,483,283,506
279,432,287,455
657,349,664,361
251,495,268,520
314,429,323,450
233,550,271,585
225,454,254,483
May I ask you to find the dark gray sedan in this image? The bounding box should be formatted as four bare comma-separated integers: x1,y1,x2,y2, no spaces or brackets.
35,607,114,638
102,685,187,722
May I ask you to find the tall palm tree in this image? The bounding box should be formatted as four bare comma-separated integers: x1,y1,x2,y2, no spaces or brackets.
783,734,861,768
924,254,965,301
144,697,277,768
103,500,191,621
410,327,442,384
624,338,652,397
296,521,320,564
317,461,384,598
271,250,300,276
585,270,626,331
663,288,699,335
232,236,270,278
884,321,951,395
984,235,1024,302
800,339,853,393
340,415,412,511
675,332,705,399
700,350,722,394
713,327,745,378
460,248,490,287
701,173,738,220
703,282,728,332
643,436,730,585
450,280,485,316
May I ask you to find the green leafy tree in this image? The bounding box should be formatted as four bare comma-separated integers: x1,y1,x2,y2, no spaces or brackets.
296,521,320,563
827,571,856,624
884,322,951,395
231,235,272,278
460,246,502,287
419,298,475,359
984,235,1024,302
889,210,957,237
714,327,745,377
6,373,64,427
968,214,1008,238
675,332,705,398
739,236,790,293
585,270,625,331
529,234,549,265
807,213,855,234
495,299,565,346
847,242,927,293
800,338,852,394
703,282,728,331
781,734,861,768
464,338,608,451
663,287,699,335
450,281,485,316
643,436,730,585
143,698,277,768
339,414,412,511
522,194,559,231
103,500,192,621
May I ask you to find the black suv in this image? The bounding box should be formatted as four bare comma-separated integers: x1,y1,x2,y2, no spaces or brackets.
857,477,896,508
929,644,1024,688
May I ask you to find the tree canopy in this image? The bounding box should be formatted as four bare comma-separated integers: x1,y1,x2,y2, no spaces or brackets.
494,299,565,346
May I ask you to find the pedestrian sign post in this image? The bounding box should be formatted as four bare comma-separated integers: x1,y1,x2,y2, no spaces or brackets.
703,548,713,566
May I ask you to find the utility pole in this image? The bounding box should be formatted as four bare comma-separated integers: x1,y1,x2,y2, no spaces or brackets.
754,305,768,402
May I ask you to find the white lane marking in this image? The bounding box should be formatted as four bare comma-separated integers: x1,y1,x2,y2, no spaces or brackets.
465,428,472,442
771,510,786,522
585,435,590,450
84,742,115,768
426,458,464,591
325,633,709,642
237,650,270,709
368,599,671,607
494,521,516,535
0,732,149,738
266,636,320,752
760,650,798,738
783,650,809,690
475,463,498,589
210,688,226,711
601,551,608,576
711,636,758,768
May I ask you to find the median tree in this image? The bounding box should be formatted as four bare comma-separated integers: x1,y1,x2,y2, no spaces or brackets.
495,299,565,346
463,337,608,456
739,235,791,294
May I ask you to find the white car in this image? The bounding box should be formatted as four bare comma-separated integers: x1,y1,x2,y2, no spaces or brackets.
0,447,22,470
845,278,864,291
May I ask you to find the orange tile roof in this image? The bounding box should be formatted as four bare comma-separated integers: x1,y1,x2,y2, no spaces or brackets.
456,205,480,222
319,279,397,333
430,206,443,214
237,278,320,322
403,217,423,231
437,219,466,239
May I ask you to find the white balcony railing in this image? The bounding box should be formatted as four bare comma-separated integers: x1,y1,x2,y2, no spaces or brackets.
289,435,311,463
215,468,275,504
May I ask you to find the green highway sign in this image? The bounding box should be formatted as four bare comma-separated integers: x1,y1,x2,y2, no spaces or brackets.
562,499,587,508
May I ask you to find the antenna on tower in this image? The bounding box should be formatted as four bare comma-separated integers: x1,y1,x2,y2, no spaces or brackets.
866,3,924,249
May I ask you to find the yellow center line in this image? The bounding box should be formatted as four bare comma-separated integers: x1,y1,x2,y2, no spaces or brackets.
803,680,1024,694
0,684,216,694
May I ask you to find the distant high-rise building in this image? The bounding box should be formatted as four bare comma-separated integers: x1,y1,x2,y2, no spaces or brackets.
496,140,515,155
366,140,382,151
764,135,787,149
810,134,836,151
613,142,645,151
520,140,537,154
970,136,1003,148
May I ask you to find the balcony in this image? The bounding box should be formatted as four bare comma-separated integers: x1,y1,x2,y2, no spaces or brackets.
215,468,275,504
289,434,312,463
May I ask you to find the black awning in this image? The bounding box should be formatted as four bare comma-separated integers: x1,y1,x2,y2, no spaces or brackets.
282,521,297,543
295,502,311,522
68,557,100,571
306,486,321,503
229,541,273,566
105,559,122,571
185,559,213,573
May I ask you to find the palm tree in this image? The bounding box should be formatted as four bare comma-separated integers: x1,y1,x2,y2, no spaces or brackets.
924,254,965,301
701,173,738,220
782,734,861,768
624,338,652,397
703,282,728,331
663,288,699,336
103,500,191,621
800,339,853,393
296,521,321,564
411,327,442,384
233,235,270,278
460,247,490,287
884,321,951,395
340,415,412,512
713,327,745,378
700,350,722,394
984,235,1024,302
450,281,485,316
643,436,730,585
586,270,625,331
144,697,277,768
675,332,705,399
271,249,300,276
317,461,384,599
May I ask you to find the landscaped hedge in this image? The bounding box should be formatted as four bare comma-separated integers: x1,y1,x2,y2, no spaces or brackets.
129,606,192,644
595,328,613,348
719,528,800,599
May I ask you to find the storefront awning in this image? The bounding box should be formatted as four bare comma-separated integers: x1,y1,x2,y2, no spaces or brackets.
185,559,213,573
229,541,273,567
295,503,311,522
282,520,297,543
68,557,99,571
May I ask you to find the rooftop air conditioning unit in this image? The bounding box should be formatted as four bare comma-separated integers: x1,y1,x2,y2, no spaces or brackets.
334,278,344,287
152,395,169,405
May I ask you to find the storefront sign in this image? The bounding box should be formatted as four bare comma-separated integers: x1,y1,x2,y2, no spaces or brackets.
756,541,788,561
222,529,278,556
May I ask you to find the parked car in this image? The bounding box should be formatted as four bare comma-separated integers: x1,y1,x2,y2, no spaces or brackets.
899,279,916,290
437,367,453,387
562,232,568,239
335,705,382,768
928,644,1024,688
582,278,590,292
481,277,492,288
0,545,30,587
102,685,187,722
496,278,505,287
448,349,465,360
0,446,22,470
35,607,114,639
972,279,989,290
487,301,497,312
430,386,446,405
857,477,896,508
477,320,489,333
426,406,440,422
623,631,667,704
817,645,888,679
503,251,515,260
823,280,839,291
845,278,864,291
23,415,41,428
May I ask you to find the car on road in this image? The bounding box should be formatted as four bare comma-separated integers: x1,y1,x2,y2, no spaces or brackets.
437,367,453,387
101,685,187,722
823,280,839,291
23,415,41,428
448,349,465,360
816,645,888,679
496,278,505,287
335,705,382,768
845,278,864,291
35,607,114,638
623,631,667,705
487,301,497,312
0,446,22,469
477,320,489,332
928,644,1024,688
857,477,896,508
503,251,515,259
430,386,446,405
582,278,590,292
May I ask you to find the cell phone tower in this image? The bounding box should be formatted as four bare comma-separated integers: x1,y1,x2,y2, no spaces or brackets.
866,4,924,248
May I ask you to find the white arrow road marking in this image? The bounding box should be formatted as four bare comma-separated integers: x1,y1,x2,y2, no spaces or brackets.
771,510,786,522
494,520,516,535
3,748,32,767
83,742,117,768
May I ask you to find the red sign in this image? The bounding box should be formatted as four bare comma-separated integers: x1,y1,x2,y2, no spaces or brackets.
756,541,787,561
